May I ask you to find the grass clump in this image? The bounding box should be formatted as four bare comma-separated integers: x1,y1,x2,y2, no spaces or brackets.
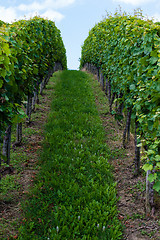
0,174,21,201
18,70,122,239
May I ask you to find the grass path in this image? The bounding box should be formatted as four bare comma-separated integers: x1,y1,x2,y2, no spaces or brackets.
18,70,122,239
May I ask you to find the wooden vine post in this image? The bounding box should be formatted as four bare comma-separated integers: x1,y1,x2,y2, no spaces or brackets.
123,107,132,148
26,93,32,123
146,170,155,216
16,123,22,145
2,125,12,165
134,117,141,176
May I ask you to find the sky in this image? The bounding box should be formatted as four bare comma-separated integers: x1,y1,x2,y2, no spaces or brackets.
0,0,160,70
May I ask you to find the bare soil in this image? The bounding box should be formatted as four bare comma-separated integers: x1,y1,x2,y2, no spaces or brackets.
91,71,160,240
0,82,54,239
1,72,160,239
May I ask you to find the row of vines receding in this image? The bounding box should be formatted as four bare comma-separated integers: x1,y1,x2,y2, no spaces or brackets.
80,10,160,215
0,16,67,175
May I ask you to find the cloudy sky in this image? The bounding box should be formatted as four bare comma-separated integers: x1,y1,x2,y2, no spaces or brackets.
1,0,160,69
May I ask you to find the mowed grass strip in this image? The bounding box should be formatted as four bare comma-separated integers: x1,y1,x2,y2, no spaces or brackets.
18,70,122,240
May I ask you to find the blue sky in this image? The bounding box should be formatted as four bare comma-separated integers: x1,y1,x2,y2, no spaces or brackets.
1,0,160,69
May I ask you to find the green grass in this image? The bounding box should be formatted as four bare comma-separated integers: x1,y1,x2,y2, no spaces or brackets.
0,76,55,240
18,70,122,239
0,174,21,201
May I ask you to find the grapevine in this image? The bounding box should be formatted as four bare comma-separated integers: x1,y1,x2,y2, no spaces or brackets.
80,10,160,212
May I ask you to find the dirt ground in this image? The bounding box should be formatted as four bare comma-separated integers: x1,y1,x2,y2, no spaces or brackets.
91,71,160,240
0,82,54,239
0,72,160,239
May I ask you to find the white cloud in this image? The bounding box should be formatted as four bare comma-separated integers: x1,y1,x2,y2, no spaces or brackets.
141,12,160,22
152,13,160,22
41,10,64,21
18,0,75,11
0,0,75,23
45,0,75,9
17,10,64,22
0,6,17,23
114,0,152,5
18,2,43,12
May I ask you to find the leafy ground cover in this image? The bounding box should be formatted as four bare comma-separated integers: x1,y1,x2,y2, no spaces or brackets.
87,70,160,240
1,70,159,240
0,75,55,239
18,70,122,239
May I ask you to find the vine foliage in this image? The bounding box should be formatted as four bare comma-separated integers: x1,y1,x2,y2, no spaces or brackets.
0,17,67,139
0,17,67,169
80,11,160,196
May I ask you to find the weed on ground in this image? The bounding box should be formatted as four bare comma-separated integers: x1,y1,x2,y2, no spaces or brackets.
18,71,122,239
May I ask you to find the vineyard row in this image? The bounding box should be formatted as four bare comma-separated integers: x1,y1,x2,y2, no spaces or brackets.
0,17,67,173
80,11,160,214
